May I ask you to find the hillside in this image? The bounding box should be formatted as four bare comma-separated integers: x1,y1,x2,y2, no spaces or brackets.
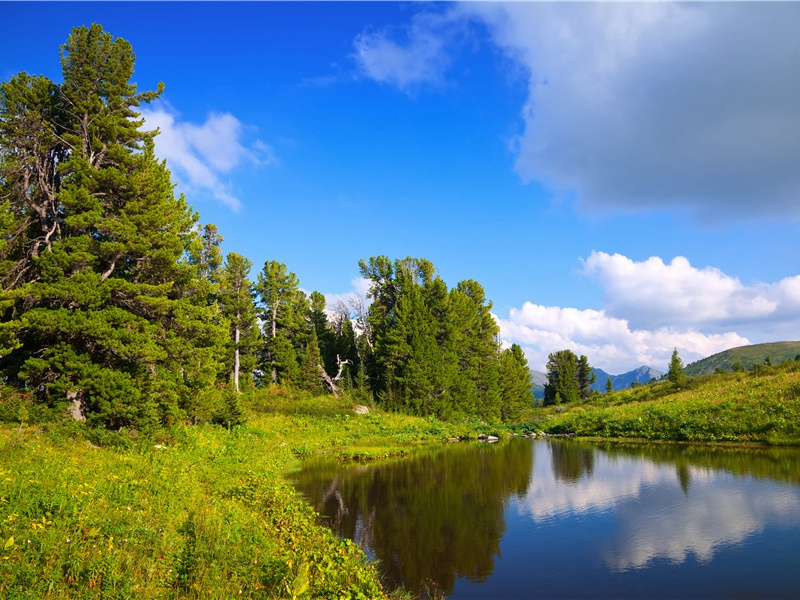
685,341,800,375
535,360,800,445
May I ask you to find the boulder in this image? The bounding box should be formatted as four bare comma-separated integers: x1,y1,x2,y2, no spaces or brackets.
353,405,370,415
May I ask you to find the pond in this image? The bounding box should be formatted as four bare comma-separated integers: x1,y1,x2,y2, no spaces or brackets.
292,438,800,599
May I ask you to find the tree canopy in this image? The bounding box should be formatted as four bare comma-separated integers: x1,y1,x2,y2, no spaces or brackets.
544,350,595,406
1,24,537,429
0,24,227,428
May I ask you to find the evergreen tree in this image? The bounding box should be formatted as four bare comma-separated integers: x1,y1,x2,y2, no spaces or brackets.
498,344,533,423
191,224,224,283
358,256,504,420
0,72,67,292
297,328,325,395
378,273,444,415
218,252,259,393
668,348,686,386
0,24,226,428
605,376,614,393
543,350,579,406
253,260,302,385
454,279,501,421
310,290,336,376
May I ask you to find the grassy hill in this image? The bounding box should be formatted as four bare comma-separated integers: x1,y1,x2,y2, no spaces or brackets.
532,359,800,445
685,341,800,375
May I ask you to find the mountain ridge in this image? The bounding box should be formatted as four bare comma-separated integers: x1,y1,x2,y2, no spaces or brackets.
531,365,664,397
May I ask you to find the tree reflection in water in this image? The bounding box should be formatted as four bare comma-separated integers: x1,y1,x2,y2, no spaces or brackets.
294,439,800,599
293,440,533,597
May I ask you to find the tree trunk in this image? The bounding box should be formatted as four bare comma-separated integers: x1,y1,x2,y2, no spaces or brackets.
320,355,351,397
233,312,241,394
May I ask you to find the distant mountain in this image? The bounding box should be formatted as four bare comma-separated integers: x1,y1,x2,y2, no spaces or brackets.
532,366,663,396
530,369,547,399
591,366,664,392
684,341,800,375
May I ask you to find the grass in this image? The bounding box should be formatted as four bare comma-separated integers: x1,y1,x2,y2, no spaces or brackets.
4,362,799,598
532,360,800,445
0,387,492,599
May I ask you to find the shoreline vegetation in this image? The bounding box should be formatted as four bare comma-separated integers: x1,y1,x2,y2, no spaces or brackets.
3,359,800,598
0,389,486,599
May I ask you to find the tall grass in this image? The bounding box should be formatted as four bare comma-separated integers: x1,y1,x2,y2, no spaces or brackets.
0,390,481,598
535,361,800,445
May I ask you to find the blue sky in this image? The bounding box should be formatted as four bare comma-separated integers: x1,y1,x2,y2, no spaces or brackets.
3,2,800,373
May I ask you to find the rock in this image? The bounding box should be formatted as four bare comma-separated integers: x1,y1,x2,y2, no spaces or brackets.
353,405,370,415
487,435,499,443
478,433,488,440
447,437,460,443
66,392,85,422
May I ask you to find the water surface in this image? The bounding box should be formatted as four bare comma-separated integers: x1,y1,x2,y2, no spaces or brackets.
293,439,800,598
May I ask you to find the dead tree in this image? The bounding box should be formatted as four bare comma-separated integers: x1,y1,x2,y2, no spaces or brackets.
320,354,351,397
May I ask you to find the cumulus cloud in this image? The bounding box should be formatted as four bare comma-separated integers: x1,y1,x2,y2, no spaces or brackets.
496,302,748,374
474,2,800,220
583,251,800,331
498,251,800,372
357,3,800,220
141,104,275,211
353,9,464,93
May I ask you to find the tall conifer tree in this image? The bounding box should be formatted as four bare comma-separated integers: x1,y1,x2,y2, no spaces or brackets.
253,260,307,385
219,252,259,393
499,344,533,423
0,24,226,427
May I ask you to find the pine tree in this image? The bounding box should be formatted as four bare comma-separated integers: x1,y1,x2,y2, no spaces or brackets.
668,348,686,386
544,350,579,406
218,252,259,393
454,279,501,421
253,260,302,385
498,344,533,423
605,376,614,393
358,256,507,420
309,290,336,376
0,24,227,428
297,328,325,395
378,279,445,416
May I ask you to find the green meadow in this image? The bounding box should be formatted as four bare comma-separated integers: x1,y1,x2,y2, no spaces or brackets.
0,389,486,599
3,362,800,598
535,360,800,445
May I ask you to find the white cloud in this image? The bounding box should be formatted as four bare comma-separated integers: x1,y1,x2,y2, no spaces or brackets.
499,251,800,372
496,302,748,374
141,104,275,211
353,9,463,93
582,252,783,331
358,3,800,221
585,251,800,337
469,2,800,220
